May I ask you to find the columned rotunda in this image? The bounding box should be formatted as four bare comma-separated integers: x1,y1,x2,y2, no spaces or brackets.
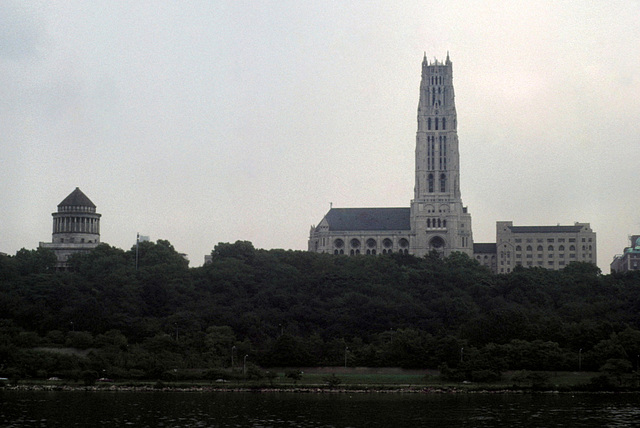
39,187,101,268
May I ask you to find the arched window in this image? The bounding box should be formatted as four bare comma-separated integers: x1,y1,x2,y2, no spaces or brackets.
537,245,543,251
548,245,554,251
559,245,565,251
435,117,439,130
516,245,522,251
440,174,446,192
442,117,446,130
428,174,434,193
428,118,431,130
443,220,446,227
526,245,532,251
570,245,575,251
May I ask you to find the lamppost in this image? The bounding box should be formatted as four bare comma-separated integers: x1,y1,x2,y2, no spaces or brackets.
579,348,582,371
344,346,349,368
231,346,237,369
243,354,248,377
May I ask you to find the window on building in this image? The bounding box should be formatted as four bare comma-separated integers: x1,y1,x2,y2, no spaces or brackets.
548,239,555,243
559,245,564,251
516,245,522,251
428,174,434,193
548,245,554,251
526,245,532,251
537,245,543,251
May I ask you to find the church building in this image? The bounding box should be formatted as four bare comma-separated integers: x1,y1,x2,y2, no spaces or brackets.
308,53,473,258
308,53,597,273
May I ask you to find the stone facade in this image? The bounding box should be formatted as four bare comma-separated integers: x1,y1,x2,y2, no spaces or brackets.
308,53,598,273
481,221,597,273
308,53,473,258
39,187,101,268
610,235,640,273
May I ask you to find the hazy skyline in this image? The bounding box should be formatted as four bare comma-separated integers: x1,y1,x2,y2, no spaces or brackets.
2,1,639,270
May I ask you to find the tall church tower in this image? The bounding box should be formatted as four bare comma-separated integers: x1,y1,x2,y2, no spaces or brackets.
410,53,473,257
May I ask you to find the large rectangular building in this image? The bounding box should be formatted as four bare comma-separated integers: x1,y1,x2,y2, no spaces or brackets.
478,221,597,274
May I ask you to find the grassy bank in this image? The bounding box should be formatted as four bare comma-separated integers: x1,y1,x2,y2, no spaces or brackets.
3,369,627,393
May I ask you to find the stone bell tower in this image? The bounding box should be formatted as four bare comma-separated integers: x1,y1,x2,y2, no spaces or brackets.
410,53,473,257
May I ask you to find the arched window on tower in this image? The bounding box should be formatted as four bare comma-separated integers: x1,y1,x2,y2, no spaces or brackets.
428,118,431,130
440,174,446,192
428,174,434,193
435,118,439,130
442,118,446,130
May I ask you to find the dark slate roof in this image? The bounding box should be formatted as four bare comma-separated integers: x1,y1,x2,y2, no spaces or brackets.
324,208,411,231
509,225,584,233
473,243,497,253
58,188,96,208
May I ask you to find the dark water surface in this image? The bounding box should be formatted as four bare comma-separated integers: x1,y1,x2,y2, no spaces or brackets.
2,390,640,427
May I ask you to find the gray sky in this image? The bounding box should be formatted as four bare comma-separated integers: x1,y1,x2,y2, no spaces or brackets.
2,1,639,270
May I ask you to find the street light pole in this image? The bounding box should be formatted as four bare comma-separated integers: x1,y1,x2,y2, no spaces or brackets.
232,346,236,369
344,346,349,368
579,348,582,371
243,354,248,377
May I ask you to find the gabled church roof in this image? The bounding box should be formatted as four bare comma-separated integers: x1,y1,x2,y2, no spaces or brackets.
58,187,96,208
323,208,410,231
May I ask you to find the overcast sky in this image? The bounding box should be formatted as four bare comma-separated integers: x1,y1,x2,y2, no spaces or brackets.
2,1,639,270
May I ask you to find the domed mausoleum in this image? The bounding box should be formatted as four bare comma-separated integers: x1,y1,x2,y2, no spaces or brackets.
39,187,101,268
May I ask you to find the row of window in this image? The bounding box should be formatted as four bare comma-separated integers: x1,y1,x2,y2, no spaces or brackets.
514,237,593,243
427,117,446,131
334,238,409,249
428,173,447,193
426,218,447,228
334,249,410,256
514,245,593,252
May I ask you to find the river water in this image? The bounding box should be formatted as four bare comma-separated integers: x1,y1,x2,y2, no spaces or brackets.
2,390,640,427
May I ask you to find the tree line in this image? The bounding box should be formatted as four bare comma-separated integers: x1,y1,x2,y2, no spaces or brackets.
2,240,640,382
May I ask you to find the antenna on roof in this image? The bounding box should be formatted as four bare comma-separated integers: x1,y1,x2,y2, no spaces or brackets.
330,202,333,209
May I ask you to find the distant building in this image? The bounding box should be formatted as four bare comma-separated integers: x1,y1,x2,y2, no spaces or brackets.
473,243,497,272
308,53,473,258
307,53,598,274
474,221,597,274
610,235,640,273
39,188,101,269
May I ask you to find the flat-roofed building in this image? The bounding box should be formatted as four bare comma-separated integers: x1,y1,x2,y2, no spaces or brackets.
610,235,640,273
493,221,596,274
